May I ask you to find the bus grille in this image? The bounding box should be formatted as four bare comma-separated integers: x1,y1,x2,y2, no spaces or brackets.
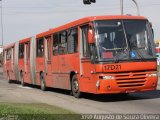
115,71,148,88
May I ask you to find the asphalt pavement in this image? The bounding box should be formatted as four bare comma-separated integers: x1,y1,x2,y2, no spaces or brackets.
0,67,2,75
0,68,160,114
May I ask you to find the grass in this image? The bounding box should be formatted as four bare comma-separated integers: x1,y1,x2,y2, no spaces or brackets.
0,103,81,120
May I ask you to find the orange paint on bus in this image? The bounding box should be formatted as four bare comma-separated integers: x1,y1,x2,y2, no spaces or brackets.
2,15,158,98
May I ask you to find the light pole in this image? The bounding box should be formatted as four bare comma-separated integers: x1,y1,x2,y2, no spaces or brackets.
132,0,140,16
120,0,140,16
120,0,124,15
0,0,3,47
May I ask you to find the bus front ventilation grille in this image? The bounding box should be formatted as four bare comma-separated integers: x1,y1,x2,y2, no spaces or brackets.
115,72,147,88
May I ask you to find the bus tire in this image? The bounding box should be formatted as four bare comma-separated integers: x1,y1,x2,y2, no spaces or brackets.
40,73,46,91
120,93,129,96
7,72,11,83
71,75,82,98
20,71,25,86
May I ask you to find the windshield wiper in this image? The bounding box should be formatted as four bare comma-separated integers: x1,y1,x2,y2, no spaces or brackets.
130,45,144,60
113,47,129,63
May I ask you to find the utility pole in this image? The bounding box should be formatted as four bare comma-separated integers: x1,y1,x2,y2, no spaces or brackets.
120,0,124,15
120,0,140,16
132,0,140,16
0,0,3,47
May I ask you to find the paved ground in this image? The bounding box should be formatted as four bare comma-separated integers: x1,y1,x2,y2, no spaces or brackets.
0,67,2,75
0,72,160,114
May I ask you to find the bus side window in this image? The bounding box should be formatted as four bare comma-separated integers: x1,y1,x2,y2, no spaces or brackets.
3,50,6,64
53,33,59,55
46,36,51,60
19,44,24,59
81,25,90,57
6,48,11,61
11,47,14,63
36,38,44,57
25,42,30,62
68,27,78,53
59,30,67,54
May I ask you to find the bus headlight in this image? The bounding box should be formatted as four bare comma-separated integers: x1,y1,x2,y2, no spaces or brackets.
148,73,157,77
96,80,100,88
99,76,115,80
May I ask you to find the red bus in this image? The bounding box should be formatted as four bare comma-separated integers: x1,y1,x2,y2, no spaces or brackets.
2,15,158,98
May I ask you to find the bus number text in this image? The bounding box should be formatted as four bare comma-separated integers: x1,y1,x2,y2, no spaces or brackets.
104,65,122,71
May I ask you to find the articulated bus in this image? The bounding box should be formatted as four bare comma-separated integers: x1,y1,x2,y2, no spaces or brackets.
2,15,158,98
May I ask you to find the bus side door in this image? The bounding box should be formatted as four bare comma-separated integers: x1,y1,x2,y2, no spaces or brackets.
44,36,53,87
24,42,31,83
79,25,95,92
52,33,60,88
36,38,45,85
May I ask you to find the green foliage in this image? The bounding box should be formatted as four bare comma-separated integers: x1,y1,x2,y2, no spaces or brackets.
0,103,80,120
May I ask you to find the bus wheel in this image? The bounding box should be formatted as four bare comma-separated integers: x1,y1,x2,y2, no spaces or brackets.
7,72,11,83
20,72,25,86
40,73,46,91
71,75,81,98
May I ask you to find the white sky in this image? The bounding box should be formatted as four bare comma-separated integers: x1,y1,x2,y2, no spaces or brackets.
0,0,160,45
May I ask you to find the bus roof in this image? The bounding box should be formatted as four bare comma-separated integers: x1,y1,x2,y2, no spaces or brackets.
36,15,147,38
3,37,31,49
3,43,15,50
19,37,31,44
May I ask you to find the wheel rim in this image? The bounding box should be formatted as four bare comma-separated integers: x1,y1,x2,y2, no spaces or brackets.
41,80,45,89
40,74,45,90
21,78,24,84
7,75,10,82
73,79,79,94
21,72,24,85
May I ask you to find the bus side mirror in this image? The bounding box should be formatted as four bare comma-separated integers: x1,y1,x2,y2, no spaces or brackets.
88,29,94,44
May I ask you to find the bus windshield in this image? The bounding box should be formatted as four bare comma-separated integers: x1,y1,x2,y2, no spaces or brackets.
94,19,156,62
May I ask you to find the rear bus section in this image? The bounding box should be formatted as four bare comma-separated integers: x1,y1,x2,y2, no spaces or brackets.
2,43,18,82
